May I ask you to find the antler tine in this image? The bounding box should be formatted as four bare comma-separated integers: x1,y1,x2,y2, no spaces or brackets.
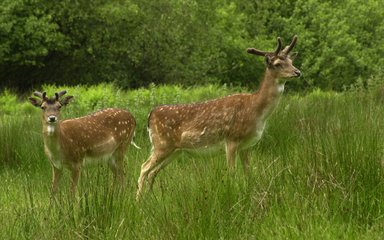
33,91,43,98
58,90,67,97
55,90,67,100
273,37,282,56
42,92,47,100
282,35,298,55
247,48,268,56
34,91,48,100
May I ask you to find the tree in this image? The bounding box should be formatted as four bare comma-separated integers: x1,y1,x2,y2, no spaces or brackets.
0,0,67,89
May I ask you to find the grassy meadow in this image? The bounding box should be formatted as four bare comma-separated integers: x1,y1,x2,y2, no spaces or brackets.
1,84,384,239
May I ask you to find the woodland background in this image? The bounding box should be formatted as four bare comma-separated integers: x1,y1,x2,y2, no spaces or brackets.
1,0,383,92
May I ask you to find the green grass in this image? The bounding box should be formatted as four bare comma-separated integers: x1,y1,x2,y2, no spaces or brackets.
1,85,384,239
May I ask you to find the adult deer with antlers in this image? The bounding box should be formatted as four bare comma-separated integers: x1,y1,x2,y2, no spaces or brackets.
136,36,301,200
29,91,137,195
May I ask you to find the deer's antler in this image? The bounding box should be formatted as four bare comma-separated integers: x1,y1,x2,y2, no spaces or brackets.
281,35,297,55
33,91,43,98
246,48,268,56
274,37,282,56
34,91,48,101
247,37,283,57
55,90,67,100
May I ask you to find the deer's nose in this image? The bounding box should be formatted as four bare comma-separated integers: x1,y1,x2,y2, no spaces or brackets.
294,70,301,77
48,116,57,123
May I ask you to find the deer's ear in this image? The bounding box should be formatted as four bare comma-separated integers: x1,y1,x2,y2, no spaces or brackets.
28,97,42,108
60,96,73,106
289,52,298,60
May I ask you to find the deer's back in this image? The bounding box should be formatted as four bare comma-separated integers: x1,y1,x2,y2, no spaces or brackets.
59,108,135,157
148,94,262,148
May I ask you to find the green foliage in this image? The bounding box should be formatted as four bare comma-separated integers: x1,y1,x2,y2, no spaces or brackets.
286,0,384,90
0,89,34,114
0,0,383,91
0,0,67,66
1,85,384,239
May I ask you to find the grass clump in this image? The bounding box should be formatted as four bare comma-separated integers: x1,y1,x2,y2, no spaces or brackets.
0,84,384,239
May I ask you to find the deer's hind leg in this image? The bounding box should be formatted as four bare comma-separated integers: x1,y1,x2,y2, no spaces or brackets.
136,148,174,200
147,150,180,190
225,140,240,171
109,142,128,186
239,148,251,174
69,162,82,195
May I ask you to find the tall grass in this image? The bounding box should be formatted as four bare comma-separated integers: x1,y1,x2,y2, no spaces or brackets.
1,85,384,239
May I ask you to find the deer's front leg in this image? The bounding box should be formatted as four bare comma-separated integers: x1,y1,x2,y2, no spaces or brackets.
51,166,62,195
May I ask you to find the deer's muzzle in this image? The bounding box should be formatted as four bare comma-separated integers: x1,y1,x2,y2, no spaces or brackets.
48,115,58,123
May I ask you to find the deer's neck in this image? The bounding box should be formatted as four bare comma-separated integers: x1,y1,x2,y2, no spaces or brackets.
42,121,65,169
42,121,61,140
252,69,285,119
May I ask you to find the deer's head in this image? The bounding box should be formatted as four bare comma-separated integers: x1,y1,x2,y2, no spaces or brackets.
247,36,301,79
29,91,73,124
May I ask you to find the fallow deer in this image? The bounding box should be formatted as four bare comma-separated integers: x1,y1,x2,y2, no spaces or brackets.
28,91,137,195
136,36,301,200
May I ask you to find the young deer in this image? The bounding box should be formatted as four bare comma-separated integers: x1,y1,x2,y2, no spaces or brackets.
136,36,301,200
29,91,137,195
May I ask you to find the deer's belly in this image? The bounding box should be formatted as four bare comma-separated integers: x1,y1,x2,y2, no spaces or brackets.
82,137,118,166
182,141,225,155
180,128,223,148
83,153,113,167
85,137,117,156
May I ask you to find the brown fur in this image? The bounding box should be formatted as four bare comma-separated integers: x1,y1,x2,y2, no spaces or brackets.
136,36,301,200
29,92,136,195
